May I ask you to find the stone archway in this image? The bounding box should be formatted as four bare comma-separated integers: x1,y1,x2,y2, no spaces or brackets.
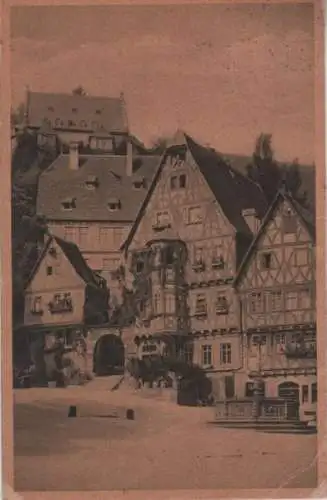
93,334,125,376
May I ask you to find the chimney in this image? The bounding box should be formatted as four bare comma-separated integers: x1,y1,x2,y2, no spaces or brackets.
69,142,79,170
126,137,133,176
242,208,260,235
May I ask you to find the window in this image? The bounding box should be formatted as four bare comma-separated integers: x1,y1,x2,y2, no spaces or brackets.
195,294,207,316
202,345,212,366
46,266,53,276
155,211,170,227
170,174,186,190
294,248,308,266
183,343,193,364
153,292,161,315
61,198,76,211
95,109,102,115
220,343,232,364
68,120,75,127
136,260,144,273
216,295,228,314
113,227,124,247
275,334,286,350
285,291,298,310
312,383,317,403
283,209,297,234
99,227,113,247
72,108,78,113
47,106,54,112
165,293,175,314
302,385,309,404
271,291,282,311
298,288,311,309
108,199,121,211
31,296,42,314
78,226,88,246
261,252,272,269
252,335,267,347
212,248,225,269
64,224,78,242
249,292,263,313
170,176,178,189
179,174,186,188
188,206,203,224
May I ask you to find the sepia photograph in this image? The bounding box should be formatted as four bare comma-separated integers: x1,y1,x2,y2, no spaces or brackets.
9,1,320,494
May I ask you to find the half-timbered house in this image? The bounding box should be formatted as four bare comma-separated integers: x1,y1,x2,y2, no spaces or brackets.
120,131,268,399
234,188,316,420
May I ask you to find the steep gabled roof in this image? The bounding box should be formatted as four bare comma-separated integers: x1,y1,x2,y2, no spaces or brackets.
121,131,268,252
234,189,316,287
27,91,128,134
24,234,101,290
37,154,160,222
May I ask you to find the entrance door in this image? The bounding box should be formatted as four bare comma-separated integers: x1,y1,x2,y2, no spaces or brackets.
278,381,300,419
93,334,125,376
224,375,235,399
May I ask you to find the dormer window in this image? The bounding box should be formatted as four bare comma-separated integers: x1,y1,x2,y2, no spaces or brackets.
133,177,146,189
85,175,99,190
61,197,76,210
108,198,121,211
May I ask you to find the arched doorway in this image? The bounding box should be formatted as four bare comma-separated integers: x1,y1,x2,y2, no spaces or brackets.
93,334,125,376
278,381,300,402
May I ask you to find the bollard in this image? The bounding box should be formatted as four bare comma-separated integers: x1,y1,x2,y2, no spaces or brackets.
126,409,135,420
68,405,77,418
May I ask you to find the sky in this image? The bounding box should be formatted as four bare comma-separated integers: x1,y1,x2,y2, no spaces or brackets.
10,3,314,163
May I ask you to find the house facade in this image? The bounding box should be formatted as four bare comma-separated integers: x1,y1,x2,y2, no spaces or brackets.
18,234,109,376
235,190,316,420
120,131,268,399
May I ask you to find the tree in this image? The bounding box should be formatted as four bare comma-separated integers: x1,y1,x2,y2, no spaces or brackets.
72,86,87,96
246,133,307,206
